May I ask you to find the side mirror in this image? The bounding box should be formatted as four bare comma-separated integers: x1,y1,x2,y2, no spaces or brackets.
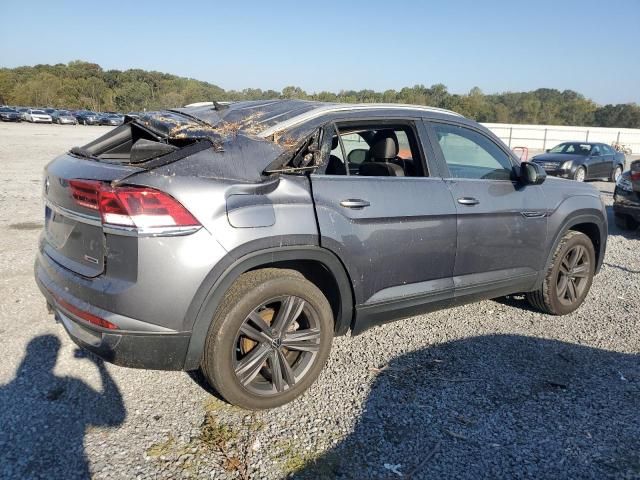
520,161,547,185
545,149,550,153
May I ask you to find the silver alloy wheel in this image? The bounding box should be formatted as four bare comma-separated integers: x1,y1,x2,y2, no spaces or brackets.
574,167,586,182
556,244,591,306
232,295,321,396
613,166,622,182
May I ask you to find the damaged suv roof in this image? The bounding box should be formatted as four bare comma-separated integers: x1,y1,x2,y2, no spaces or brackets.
140,99,462,140
81,100,463,184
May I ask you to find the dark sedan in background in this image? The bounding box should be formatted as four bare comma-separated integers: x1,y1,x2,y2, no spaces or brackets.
614,159,640,230
532,142,625,182
73,110,100,125
0,106,22,122
98,113,124,126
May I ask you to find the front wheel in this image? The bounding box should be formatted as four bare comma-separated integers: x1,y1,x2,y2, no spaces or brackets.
201,268,334,410
610,165,623,182
526,231,595,315
573,166,586,182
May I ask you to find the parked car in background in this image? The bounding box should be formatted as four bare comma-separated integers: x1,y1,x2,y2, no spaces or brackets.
35,100,607,409
44,108,57,116
74,110,100,125
24,109,52,123
613,159,640,231
17,107,30,120
0,106,22,122
98,113,124,126
531,142,625,182
52,110,78,125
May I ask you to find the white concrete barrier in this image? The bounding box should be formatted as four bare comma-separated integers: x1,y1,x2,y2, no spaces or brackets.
482,122,640,154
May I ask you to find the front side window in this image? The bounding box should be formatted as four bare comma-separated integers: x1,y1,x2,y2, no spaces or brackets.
432,123,513,181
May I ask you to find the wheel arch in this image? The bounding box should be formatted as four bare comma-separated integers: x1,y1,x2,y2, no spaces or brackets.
542,208,606,288
183,246,355,370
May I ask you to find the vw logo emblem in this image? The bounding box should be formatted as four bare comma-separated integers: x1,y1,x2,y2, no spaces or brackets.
270,337,282,349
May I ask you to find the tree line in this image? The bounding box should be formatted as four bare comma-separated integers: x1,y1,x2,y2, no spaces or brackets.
0,61,638,128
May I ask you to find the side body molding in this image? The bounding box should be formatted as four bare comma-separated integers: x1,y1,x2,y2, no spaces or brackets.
183,246,355,370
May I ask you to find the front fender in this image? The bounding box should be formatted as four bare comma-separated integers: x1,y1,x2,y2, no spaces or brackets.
540,195,607,286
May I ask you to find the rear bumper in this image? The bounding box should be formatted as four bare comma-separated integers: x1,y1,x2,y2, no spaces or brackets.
613,201,640,221
613,187,640,221
35,254,191,370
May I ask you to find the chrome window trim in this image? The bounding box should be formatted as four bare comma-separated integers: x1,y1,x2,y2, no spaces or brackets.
258,104,463,138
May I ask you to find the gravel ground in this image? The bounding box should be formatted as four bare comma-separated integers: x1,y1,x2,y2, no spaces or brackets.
0,122,638,479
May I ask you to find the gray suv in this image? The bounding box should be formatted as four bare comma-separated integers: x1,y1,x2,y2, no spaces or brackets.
35,100,607,409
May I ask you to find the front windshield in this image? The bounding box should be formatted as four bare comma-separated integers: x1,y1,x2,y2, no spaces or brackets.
549,143,592,155
32,110,45,114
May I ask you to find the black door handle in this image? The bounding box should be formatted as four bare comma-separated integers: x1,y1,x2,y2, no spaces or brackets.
340,199,370,209
457,197,479,206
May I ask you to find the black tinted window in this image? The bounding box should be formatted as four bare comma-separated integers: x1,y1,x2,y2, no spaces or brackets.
433,123,513,181
326,124,425,177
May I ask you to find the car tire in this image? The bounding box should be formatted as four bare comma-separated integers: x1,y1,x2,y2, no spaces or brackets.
610,165,623,182
614,213,638,231
201,268,334,410
526,231,595,315
573,166,586,182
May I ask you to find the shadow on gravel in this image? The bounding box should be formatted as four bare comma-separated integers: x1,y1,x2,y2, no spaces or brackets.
295,335,639,479
0,335,126,479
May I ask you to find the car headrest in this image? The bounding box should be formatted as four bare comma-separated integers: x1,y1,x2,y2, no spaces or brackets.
359,162,404,177
369,131,399,160
331,136,339,150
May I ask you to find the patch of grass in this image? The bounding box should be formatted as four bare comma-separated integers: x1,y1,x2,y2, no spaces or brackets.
278,441,318,475
146,434,176,458
199,413,238,449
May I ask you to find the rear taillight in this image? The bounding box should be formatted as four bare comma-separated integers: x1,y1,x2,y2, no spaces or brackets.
69,180,200,229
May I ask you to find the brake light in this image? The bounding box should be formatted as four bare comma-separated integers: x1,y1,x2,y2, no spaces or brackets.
69,180,199,228
631,171,640,182
69,180,100,209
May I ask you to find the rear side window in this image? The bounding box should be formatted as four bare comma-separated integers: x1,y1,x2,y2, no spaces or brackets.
432,123,513,181
325,123,426,177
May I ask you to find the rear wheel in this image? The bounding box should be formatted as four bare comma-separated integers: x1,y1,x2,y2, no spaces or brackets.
201,268,334,410
614,213,639,231
610,165,623,182
573,166,586,182
526,231,595,315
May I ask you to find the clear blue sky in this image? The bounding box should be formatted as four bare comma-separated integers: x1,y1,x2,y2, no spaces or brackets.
1,0,639,104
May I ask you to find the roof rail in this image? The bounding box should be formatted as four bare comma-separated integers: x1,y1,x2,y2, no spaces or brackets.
183,101,232,108
258,103,463,137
